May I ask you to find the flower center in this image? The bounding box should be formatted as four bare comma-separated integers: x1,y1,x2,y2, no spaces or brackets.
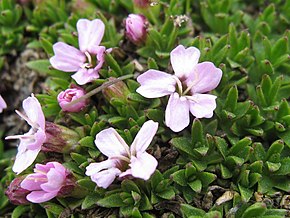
81,51,97,69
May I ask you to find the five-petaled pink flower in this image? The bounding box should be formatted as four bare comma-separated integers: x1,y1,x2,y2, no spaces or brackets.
50,19,111,85
86,120,158,189
20,162,70,203
57,85,87,112
0,94,7,113
136,45,222,132
6,94,46,174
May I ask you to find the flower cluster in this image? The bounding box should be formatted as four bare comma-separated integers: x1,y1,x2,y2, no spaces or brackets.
5,14,222,207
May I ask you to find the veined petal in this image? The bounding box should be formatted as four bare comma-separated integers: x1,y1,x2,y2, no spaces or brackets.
186,62,222,94
90,168,121,189
71,68,100,85
25,128,46,150
20,174,47,191
165,93,190,132
50,42,86,72
95,128,130,158
187,94,217,118
136,70,176,98
131,120,158,155
85,159,117,176
41,168,65,193
26,190,57,203
12,146,41,174
22,94,45,130
170,45,200,79
130,152,157,180
77,19,105,54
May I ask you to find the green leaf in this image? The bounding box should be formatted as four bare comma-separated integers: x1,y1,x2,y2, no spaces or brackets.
191,119,205,145
42,202,64,215
241,202,266,218
171,170,187,186
12,205,29,218
170,137,195,157
81,193,100,209
105,53,123,76
70,153,87,165
238,184,253,202
97,193,127,207
180,204,205,217
224,86,238,112
188,179,202,193
121,180,141,194
77,178,96,191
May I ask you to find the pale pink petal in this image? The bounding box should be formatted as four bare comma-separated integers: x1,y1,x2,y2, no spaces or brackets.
20,174,47,191
71,68,99,85
25,128,46,150
41,168,65,193
170,45,200,79
50,42,86,72
185,62,222,94
165,93,190,132
95,128,130,158
12,146,41,174
0,95,7,113
77,19,105,54
130,152,157,180
119,169,132,178
90,168,121,189
130,120,158,155
35,162,55,173
85,159,117,176
22,94,45,130
94,46,106,70
187,94,217,118
136,70,176,98
26,190,57,203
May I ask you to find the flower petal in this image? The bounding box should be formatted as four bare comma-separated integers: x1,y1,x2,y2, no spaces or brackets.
20,173,47,191
136,70,176,98
50,42,86,72
130,120,158,155
86,159,117,176
0,95,7,113
165,93,190,132
12,145,41,174
22,94,46,130
130,152,157,180
90,168,121,189
41,168,65,193
26,190,57,203
77,19,105,54
95,128,130,158
170,45,200,79
71,68,100,85
186,62,222,94
187,94,217,118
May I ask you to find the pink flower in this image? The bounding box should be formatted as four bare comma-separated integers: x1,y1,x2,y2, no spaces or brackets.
136,45,222,132
20,162,70,203
0,94,7,113
125,14,148,45
86,120,158,189
57,85,87,112
5,94,46,174
50,19,111,85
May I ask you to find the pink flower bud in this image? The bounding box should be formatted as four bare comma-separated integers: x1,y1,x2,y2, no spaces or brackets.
57,85,87,112
5,177,30,205
134,0,150,8
42,122,80,153
125,14,148,45
102,78,131,104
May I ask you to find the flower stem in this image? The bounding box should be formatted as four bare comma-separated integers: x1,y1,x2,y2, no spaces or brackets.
67,74,138,107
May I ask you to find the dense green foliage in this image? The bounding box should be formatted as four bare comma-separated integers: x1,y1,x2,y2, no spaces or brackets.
0,0,290,217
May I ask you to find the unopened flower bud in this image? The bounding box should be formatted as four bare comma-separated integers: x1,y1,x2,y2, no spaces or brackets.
42,122,80,153
102,78,130,104
134,0,150,8
5,176,30,205
125,14,148,45
57,85,87,112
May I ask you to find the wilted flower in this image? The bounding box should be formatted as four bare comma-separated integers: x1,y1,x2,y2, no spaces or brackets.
125,14,148,45
0,94,7,113
20,162,73,203
86,120,158,189
133,0,150,8
5,176,30,205
57,85,87,112
102,78,130,104
50,19,111,85
136,45,222,132
6,94,46,174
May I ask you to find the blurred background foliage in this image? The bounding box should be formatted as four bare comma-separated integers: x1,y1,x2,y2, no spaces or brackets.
0,0,290,217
